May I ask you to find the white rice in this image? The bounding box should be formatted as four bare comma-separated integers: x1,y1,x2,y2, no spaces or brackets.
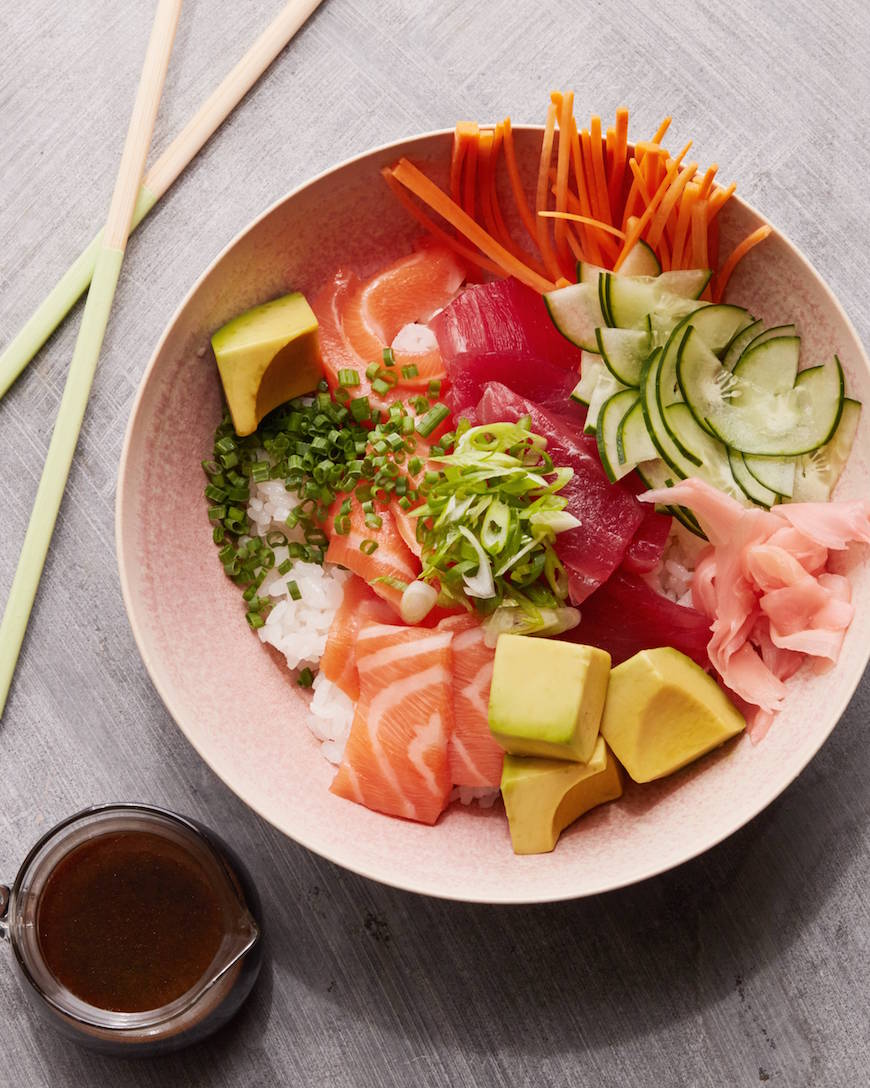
649,520,709,606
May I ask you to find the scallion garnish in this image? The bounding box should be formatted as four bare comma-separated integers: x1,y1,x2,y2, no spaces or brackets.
287,580,302,601
359,539,378,555
415,403,449,437
338,368,360,386
297,667,314,687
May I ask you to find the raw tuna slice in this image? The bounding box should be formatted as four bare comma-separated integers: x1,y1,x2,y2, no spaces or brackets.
330,623,454,824
620,506,673,574
474,383,645,602
568,570,712,667
430,278,584,375
442,351,583,421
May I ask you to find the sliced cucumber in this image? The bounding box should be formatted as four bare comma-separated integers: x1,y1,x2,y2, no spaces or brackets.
722,318,764,369
618,239,661,277
733,336,800,394
595,326,650,386
604,273,708,330
744,323,798,353
585,367,629,434
640,347,695,472
728,449,778,507
792,398,862,502
544,282,605,352
682,304,753,355
577,262,606,285
596,389,641,482
570,352,606,405
598,272,615,327
677,331,845,456
635,458,705,537
664,403,746,501
617,399,657,465
743,454,796,498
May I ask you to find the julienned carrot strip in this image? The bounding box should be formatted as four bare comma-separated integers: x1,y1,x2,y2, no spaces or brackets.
671,180,699,270
380,168,504,278
698,163,718,200
589,116,612,225
536,102,569,281
621,146,666,228
615,141,692,271
540,209,626,240
605,126,615,180
476,129,497,235
714,225,772,301
707,181,737,221
581,127,618,263
568,115,603,265
502,117,539,245
691,199,709,269
479,127,548,275
628,158,654,208
450,122,477,205
389,158,555,292
608,107,629,213
646,161,697,250
553,90,575,270
651,117,672,144
462,125,480,219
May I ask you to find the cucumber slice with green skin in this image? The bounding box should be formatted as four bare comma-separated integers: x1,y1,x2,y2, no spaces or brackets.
598,273,615,327
664,403,747,501
634,458,705,536
596,389,641,482
544,282,606,351
744,323,797,353
677,329,845,455
640,346,697,471
604,273,709,330
743,454,796,498
792,398,862,502
721,318,764,369
577,261,607,285
733,336,801,394
682,304,753,355
618,239,661,277
570,352,606,405
728,449,778,507
617,399,658,465
584,367,629,435
595,326,650,385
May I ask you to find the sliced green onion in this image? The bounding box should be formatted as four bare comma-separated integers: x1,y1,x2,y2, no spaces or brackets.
382,347,396,367
287,580,302,601
416,403,450,437
359,539,378,555
365,362,381,380
297,667,314,688
365,512,383,530
338,368,360,386
401,364,419,380
246,611,265,629
428,379,442,396
372,378,391,397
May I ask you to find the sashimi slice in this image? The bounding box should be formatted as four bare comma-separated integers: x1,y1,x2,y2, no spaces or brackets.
321,577,396,701
568,570,711,667
311,270,375,400
324,500,419,613
474,383,645,602
330,623,454,824
620,506,673,575
443,351,583,421
437,614,502,788
430,277,584,373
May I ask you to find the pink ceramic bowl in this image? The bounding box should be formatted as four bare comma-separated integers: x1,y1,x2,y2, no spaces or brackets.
116,129,870,903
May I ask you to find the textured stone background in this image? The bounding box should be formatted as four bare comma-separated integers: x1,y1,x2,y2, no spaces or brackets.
1,1,868,1085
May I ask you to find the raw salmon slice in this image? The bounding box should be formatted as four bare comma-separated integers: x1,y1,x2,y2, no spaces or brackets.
320,577,396,701
438,614,502,788
324,499,420,614
311,246,466,399
330,623,454,824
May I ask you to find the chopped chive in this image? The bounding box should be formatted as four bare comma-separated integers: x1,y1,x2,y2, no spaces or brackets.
338,368,361,386
349,397,370,422
365,512,383,530
334,515,351,536
428,379,442,396
287,580,302,601
297,667,314,688
408,456,422,475
416,403,449,437
208,504,227,521
372,378,391,397
401,364,419,380
365,362,381,380
382,347,395,367
277,558,293,575
246,611,266,629
359,539,378,555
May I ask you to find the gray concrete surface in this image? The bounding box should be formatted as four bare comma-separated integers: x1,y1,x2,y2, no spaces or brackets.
1,1,868,1084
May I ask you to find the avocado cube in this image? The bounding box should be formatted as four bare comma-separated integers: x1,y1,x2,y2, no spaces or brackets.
500,738,623,854
488,635,611,762
211,292,323,436
600,646,745,783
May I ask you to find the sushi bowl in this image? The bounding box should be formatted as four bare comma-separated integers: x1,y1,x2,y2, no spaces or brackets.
116,128,870,903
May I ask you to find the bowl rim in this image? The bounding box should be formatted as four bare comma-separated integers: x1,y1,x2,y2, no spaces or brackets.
116,125,870,903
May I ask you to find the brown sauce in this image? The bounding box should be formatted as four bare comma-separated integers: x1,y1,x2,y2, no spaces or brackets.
37,830,225,1013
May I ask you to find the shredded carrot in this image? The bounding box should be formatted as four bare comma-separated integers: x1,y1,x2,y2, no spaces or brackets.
690,199,709,269
651,116,672,144
450,122,477,205
502,117,539,245
536,102,569,281
671,180,699,271
698,163,718,200
476,129,497,235
714,224,772,301
605,126,615,180
553,91,575,270
388,158,555,292
479,127,550,277
539,209,626,240
381,168,504,278
615,141,692,270
568,115,603,265
707,181,737,221
608,107,629,212
589,116,612,225
646,161,697,251
461,125,480,219
581,127,618,263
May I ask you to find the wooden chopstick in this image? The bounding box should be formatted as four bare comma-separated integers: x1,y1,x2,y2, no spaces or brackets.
0,0,183,718
0,0,324,402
